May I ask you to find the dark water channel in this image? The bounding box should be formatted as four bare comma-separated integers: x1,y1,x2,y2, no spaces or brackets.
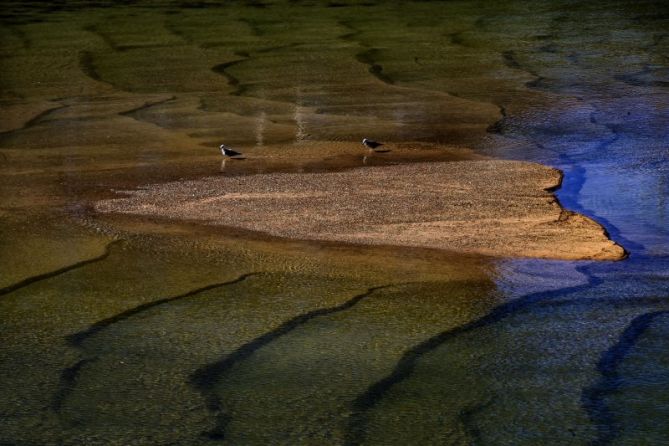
1,1,668,445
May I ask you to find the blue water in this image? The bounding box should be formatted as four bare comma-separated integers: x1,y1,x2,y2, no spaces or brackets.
478,11,669,443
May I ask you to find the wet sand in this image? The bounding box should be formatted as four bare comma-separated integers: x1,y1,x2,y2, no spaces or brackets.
97,157,626,261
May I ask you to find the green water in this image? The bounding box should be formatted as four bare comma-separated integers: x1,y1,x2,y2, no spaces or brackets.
1,1,668,444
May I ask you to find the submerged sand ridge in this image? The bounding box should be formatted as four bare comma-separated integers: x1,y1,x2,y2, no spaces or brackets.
96,160,625,261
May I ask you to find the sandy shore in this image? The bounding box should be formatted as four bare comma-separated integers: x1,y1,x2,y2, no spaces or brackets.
96,160,626,261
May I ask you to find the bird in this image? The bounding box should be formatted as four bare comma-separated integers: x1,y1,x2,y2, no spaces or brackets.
219,144,243,158
362,138,383,150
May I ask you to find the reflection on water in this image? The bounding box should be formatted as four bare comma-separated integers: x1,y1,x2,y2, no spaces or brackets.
1,0,668,444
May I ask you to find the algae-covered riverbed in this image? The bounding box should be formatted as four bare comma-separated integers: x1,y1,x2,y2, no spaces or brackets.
1,1,668,444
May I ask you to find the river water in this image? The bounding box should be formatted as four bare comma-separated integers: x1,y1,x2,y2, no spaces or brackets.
1,1,667,445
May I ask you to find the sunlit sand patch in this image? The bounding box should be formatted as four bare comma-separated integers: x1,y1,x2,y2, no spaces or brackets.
97,157,626,261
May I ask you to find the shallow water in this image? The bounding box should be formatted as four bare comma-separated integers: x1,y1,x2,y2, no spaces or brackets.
1,1,668,444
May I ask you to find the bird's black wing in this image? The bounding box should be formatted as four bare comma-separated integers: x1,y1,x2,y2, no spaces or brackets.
225,148,243,156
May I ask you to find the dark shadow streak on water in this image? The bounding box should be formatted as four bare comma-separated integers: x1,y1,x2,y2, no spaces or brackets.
501,50,524,72
210,45,299,96
118,95,177,119
485,104,507,134
117,43,180,51
0,103,68,141
500,49,553,89
211,56,250,96
54,272,260,416
355,48,395,85
581,310,669,446
457,397,494,445
82,24,119,52
614,65,669,89
446,30,470,47
78,50,103,83
501,292,669,444
344,264,602,446
189,283,399,440
78,50,120,88
51,358,92,423
338,20,395,86
0,239,121,298
255,43,300,54
65,272,260,348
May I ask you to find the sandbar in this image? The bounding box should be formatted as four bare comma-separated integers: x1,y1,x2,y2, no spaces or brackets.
96,160,626,261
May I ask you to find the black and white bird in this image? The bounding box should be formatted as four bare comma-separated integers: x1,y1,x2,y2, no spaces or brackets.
220,144,243,158
362,138,383,150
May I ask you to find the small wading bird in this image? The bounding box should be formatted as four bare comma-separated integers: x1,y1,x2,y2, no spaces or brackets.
219,144,245,173
220,144,244,158
362,138,383,150
362,138,391,165
362,138,391,158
